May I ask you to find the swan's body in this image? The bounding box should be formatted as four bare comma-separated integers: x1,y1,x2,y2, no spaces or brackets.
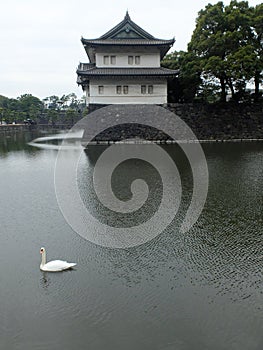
40,247,76,272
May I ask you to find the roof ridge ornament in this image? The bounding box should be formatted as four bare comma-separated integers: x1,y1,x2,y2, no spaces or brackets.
125,10,131,21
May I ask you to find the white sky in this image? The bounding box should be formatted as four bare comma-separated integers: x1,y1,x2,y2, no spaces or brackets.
0,0,261,99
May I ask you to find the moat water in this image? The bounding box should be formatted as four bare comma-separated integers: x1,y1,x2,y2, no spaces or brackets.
0,130,262,350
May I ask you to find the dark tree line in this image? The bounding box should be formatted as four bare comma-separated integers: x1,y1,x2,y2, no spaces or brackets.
0,93,87,125
162,1,263,103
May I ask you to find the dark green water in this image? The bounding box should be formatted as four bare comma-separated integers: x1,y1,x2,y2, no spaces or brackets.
0,130,262,350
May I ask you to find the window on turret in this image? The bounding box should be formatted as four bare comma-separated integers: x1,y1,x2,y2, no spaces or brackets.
128,55,141,65
123,86,129,94
141,85,146,94
98,86,104,94
135,56,140,65
110,56,116,65
103,56,109,65
141,85,154,94
116,86,122,94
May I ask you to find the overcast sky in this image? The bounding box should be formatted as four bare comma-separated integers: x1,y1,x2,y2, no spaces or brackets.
0,0,261,99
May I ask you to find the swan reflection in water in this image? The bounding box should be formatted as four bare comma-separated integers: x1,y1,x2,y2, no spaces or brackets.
40,272,51,290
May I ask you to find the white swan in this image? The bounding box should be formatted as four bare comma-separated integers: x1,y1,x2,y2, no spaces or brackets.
40,247,76,272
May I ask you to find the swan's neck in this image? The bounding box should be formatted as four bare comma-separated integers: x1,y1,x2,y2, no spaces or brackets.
41,252,46,266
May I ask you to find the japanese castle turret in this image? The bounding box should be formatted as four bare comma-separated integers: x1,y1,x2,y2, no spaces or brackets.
77,12,178,107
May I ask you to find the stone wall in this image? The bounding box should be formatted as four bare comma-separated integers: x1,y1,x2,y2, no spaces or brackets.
85,103,263,141
0,124,32,133
0,124,70,133
81,103,263,143
164,102,263,140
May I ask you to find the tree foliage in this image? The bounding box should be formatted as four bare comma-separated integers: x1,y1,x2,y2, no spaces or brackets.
162,0,263,103
162,51,202,102
0,93,86,125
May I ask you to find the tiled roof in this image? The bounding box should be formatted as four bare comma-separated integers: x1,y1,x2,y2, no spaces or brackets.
77,67,179,77
81,39,175,46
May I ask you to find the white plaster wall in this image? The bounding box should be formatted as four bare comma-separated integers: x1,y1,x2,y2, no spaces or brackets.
95,46,160,68
89,95,167,104
96,49,160,68
86,79,167,104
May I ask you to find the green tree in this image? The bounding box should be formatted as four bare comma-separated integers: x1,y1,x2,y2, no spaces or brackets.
17,94,44,120
188,1,258,102
251,3,263,100
65,108,78,126
47,109,59,126
43,95,60,110
0,107,4,124
0,93,85,125
162,51,202,102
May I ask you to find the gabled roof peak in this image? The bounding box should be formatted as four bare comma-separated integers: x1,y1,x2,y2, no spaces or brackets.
98,12,155,40
125,10,131,21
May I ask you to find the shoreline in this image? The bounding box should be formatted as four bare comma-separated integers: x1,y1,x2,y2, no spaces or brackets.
0,124,69,132
85,138,263,145
1,124,262,144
